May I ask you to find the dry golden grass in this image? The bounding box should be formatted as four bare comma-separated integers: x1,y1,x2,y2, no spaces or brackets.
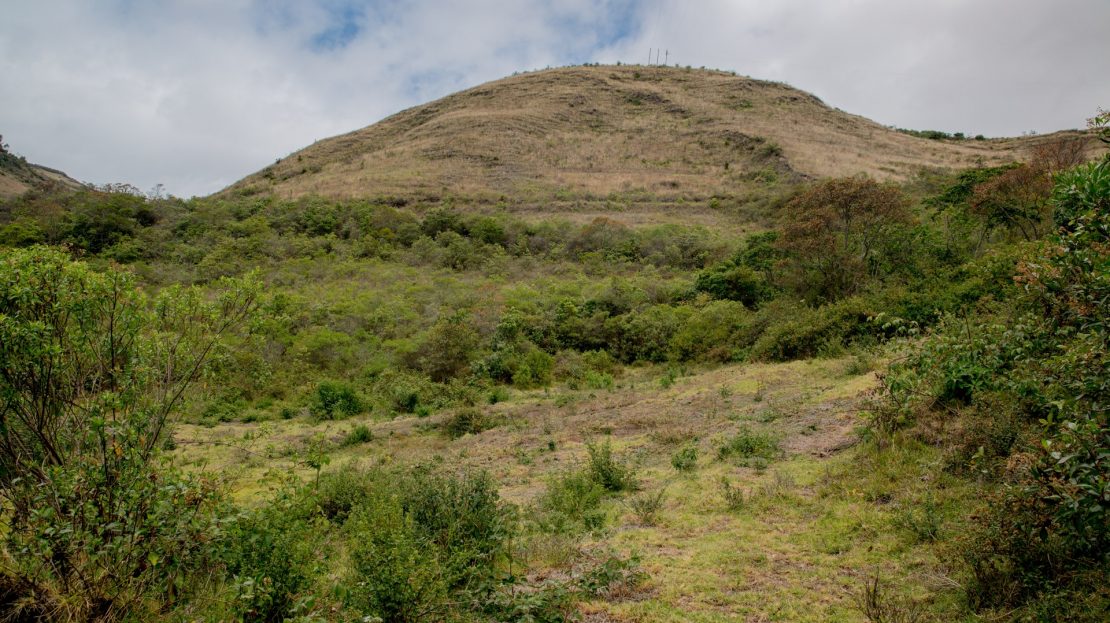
225,65,1100,206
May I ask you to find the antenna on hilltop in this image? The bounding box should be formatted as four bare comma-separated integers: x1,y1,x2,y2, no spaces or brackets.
665,50,669,65
648,48,652,65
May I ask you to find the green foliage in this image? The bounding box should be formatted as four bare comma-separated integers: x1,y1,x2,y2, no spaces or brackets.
586,437,639,490
0,246,259,620
894,496,943,543
406,312,481,382
605,304,690,363
585,440,638,492
717,428,781,463
554,349,619,389
221,488,322,622
628,487,667,525
342,424,374,446
0,218,45,246
534,470,606,534
896,127,964,140
718,476,748,511
310,380,364,420
694,263,774,307
345,499,448,623
313,465,513,622
442,407,494,438
926,164,1020,210
872,154,1110,614
670,443,698,472
748,297,879,361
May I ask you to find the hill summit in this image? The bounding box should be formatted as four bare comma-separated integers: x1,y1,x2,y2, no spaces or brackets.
225,65,1072,202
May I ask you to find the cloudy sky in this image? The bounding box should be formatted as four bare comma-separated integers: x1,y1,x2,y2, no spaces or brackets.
2,0,1108,197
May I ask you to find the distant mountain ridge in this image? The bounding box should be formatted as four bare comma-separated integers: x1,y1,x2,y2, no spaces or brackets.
223,64,1097,202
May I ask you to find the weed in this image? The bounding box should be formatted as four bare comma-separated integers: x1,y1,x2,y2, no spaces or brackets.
535,470,606,534
757,470,796,499
717,427,781,463
586,440,638,492
718,476,748,511
670,443,698,472
894,496,942,543
628,486,667,525
845,351,876,376
342,424,373,446
855,573,925,623
488,386,510,404
756,405,783,423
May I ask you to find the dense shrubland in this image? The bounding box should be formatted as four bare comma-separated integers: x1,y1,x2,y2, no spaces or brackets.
868,121,1110,620
0,161,1050,427
1,117,1106,620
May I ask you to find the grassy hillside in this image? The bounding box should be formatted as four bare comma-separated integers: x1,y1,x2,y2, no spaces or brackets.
0,80,1106,622
224,65,1094,207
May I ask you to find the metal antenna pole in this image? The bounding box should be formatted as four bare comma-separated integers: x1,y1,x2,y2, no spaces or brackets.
665,50,669,65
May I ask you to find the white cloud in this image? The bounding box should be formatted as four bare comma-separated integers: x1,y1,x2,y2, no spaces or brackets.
1,0,1107,197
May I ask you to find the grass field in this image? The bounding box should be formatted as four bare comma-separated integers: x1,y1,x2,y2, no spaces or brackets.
174,353,975,622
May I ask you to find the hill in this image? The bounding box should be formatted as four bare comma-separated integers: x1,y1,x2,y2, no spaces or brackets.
224,64,1095,203
0,142,83,198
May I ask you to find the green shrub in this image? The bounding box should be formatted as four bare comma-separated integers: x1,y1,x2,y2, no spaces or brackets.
605,304,691,363
535,471,606,534
310,380,364,419
443,407,494,438
669,300,748,362
670,444,698,472
396,467,511,589
338,465,511,621
717,428,781,463
479,340,555,389
345,498,448,623
0,247,259,621
871,155,1110,615
694,264,774,307
511,343,555,388
555,349,619,389
313,468,376,522
372,370,436,414
221,488,321,622
408,312,480,382
343,424,374,446
586,440,638,492
0,219,46,246
748,297,878,361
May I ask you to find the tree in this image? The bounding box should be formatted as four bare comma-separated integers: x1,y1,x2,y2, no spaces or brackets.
0,246,260,619
969,137,1089,242
777,177,911,302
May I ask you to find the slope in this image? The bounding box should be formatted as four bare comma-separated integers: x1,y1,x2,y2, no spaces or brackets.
224,64,1091,203
0,147,84,198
